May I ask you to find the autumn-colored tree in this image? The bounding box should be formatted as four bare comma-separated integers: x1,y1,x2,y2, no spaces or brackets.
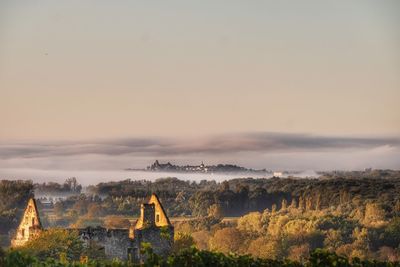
237,212,263,233
174,221,195,234
339,190,350,205
283,218,322,247
305,197,312,211
315,193,321,211
324,229,344,252
351,227,370,260
192,230,211,250
18,229,83,261
298,196,305,211
209,227,244,254
288,244,310,262
207,204,224,219
290,198,297,209
281,199,288,210
271,204,277,214
267,215,289,238
378,246,399,262
363,202,386,227
284,219,311,238
335,244,353,258
247,237,285,260
173,232,195,253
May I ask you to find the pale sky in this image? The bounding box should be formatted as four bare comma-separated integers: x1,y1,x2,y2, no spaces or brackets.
0,1,399,175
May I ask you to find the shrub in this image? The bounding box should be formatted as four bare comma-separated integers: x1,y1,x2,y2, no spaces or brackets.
17,229,83,261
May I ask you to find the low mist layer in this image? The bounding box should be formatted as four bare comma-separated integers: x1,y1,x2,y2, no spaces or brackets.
0,132,399,184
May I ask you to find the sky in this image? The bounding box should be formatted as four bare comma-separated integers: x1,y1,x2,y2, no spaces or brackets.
0,1,399,179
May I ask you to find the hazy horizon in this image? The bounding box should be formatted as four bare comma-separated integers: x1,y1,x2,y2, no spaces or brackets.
1,132,399,184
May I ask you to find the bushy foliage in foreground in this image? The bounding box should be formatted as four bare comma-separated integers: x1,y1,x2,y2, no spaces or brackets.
18,229,84,261
2,247,400,267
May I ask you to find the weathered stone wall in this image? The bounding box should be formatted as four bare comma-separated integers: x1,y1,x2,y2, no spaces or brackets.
76,225,173,261
77,227,132,260
133,226,174,259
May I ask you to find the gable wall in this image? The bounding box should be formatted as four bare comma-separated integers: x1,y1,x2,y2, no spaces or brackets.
148,194,171,227
11,198,42,247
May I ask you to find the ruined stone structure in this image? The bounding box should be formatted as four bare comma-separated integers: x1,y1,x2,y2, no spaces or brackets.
11,198,43,247
12,194,174,262
77,227,132,260
128,194,174,261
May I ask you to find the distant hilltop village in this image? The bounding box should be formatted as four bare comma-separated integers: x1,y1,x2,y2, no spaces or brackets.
142,160,269,174
124,160,309,177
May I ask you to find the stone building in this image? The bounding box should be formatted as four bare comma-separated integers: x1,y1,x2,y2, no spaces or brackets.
11,194,174,262
128,194,174,261
11,198,43,247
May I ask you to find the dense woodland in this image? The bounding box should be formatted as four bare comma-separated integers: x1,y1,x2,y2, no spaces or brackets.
1,169,400,264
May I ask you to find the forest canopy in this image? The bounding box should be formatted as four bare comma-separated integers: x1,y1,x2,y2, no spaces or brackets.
1,170,400,262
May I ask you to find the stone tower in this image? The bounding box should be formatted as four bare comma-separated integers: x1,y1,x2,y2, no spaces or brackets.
129,193,174,262
133,194,172,231
11,198,43,247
